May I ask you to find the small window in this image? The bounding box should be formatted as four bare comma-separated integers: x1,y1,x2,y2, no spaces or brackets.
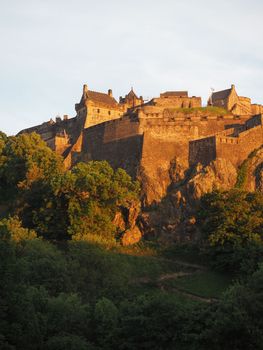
108,111,111,115
97,109,100,113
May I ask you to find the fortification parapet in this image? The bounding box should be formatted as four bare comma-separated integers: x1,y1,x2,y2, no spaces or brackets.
189,115,263,167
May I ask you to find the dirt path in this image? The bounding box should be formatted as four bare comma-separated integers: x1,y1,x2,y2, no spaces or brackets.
157,272,217,303
134,264,217,303
158,272,192,281
159,284,218,303
149,256,207,271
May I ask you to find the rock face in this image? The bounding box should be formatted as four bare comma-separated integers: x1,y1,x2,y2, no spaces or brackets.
240,147,263,193
140,148,263,243
140,157,238,243
113,200,142,246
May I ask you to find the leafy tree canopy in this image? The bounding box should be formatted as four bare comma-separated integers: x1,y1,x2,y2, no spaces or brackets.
0,132,63,201
199,189,263,246
198,189,263,273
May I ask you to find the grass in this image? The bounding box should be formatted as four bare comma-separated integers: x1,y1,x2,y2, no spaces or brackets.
116,253,182,280
166,106,228,115
162,270,233,299
70,239,234,303
161,243,206,265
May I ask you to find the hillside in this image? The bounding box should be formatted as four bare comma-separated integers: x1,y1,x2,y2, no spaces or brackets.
0,129,263,349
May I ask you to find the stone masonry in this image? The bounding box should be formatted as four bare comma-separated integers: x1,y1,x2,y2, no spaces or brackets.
19,84,263,205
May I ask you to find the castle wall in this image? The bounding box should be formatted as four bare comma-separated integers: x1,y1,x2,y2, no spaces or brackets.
138,114,248,140
251,104,263,115
48,135,70,155
132,115,247,204
216,125,263,167
244,114,263,129
151,96,201,108
227,88,239,110
85,103,123,128
189,121,263,168
139,130,195,204
189,136,216,166
194,116,246,137
79,118,143,177
77,113,253,201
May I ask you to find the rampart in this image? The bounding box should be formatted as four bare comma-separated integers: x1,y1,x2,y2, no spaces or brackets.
76,112,250,170
18,84,263,206
216,125,263,166
189,115,263,167
79,117,143,177
68,111,255,203
150,96,202,108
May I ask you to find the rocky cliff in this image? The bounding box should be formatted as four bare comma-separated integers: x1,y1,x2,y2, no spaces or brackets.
139,146,263,243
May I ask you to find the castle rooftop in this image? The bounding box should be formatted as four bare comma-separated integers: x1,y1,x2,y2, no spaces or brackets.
83,90,118,106
160,91,188,98
77,84,118,110
211,89,231,102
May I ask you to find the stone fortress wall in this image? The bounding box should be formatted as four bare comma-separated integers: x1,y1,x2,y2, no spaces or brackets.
189,115,263,167
19,83,263,204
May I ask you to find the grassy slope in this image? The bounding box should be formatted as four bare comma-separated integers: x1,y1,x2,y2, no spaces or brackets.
166,106,229,115
161,271,233,299
108,243,233,302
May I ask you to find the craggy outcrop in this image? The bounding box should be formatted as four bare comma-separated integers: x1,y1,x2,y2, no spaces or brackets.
140,157,238,243
113,200,142,246
236,147,263,193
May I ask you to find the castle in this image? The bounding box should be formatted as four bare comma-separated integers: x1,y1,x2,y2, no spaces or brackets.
19,84,263,204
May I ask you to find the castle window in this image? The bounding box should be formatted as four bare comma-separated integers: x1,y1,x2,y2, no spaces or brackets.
108,111,111,115
97,109,100,113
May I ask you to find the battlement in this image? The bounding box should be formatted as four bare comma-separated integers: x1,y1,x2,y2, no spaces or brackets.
149,93,202,109
189,115,263,167
18,83,263,206
18,84,263,189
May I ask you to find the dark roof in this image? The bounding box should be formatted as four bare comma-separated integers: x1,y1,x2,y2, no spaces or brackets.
211,88,231,102
86,90,118,106
160,91,188,98
126,89,139,99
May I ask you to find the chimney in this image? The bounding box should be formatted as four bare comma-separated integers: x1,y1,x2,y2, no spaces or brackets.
231,84,235,89
83,84,88,95
108,89,113,97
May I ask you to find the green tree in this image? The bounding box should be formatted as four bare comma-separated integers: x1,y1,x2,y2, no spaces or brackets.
94,297,119,347
198,189,263,273
46,293,91,338
19,239,69,295
196,266,263,350
22,161,140,241
0,132,64,215
0,216,37,242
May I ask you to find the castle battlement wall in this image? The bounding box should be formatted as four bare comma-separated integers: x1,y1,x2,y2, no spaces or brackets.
189,116,263,167
18,84,263,206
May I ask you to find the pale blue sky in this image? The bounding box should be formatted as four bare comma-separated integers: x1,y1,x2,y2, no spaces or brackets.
0,0,263,135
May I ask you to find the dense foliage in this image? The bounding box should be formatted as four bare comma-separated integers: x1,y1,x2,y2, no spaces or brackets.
198,189,263,274
0,132,139,242
1,227,263,350
0,131,263,349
